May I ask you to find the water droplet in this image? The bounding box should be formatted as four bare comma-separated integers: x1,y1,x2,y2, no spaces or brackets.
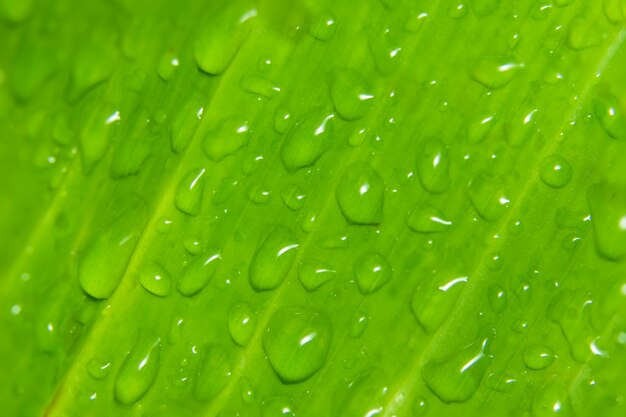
177,249,222,296
329,68,374,121
194,4,257,75
247,184,272,204
471,56,523,89
229,303,256,347
531,381,571,416
263,306,332,383
548,290,596,362
310,13,336,41
567,19,602,50
540,155,573,188
467,114,497,144
422,338,492,403
603,0,626,23
168,315,184,345
353,252,392,295
280,108,335,171
488,285,507,313
175,168,206,216
240,377,256,403
405,11,429,33
350,311,369,338
262,397,296,417
367,24,403,74
138,263,172,297
593,93,626,139
274,107,293,134
67,31,117,102
110,129,158,179
170,99,204,154
249,226,299,291
86,359,112,380
339,368,391,416
416,138,451,194
240,74,281,99
194,345,232,401
79,196,147,299
484,371,518,393
157,51,180,82
79,105,120,174
448,2,468,18
408,204,453,233
9,38,56,102
411,270,468,333
183,235,203,255
114,330,161,405
467,174,510,222
281,184,306,211
587,182,626,260
298,261,336,291
505,108,539,147
523,344,556,370
470,0,501,16
336,161,385,225
203,116,251,162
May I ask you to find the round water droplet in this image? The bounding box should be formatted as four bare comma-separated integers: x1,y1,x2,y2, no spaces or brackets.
336,161,385,225
138,263,172,297
329,68,374,121
281,184,306,211
262,397,296,417
467,174,510,221
408,204,453,233
298,261,336,291
177,249,222,296
593,93,626,139
523,344,556,370
540,155,573,188
354,252,392,294
411,270,468,333
350,311,369,338
471,56,523,89
263,306,332,383
86,359,112,380
488,285,507,313
229,303,256,347
183,235,203,255
157,51,180,81
203,116,251,162
417,138,450,193
175,168,206,216
274,107,292,134
249,227,299,291
114,330,161,405
310,12,336,41
247,184,272,204
587,182,626,260
280,108,335,171
194,345,232,402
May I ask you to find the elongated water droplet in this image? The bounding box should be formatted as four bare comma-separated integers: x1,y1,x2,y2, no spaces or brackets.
587,182,626,260
350,311,369,338
110,128,158,179
467,174,510,221
336,161,385,225
249,227,299,291
138,263,172,297
408,204,453,233
367,24,403,74
548,290,597,362
281,184,306,211
471,56,523,89
330,68,374,121
240,74,280,99
523,344,556,370
228,303,256,347
540,155,573,188
157,51,180,82
170,99,204,154
467,114,497,144
298,261,336,291
194,345,232,401
67,30,117,102
175,168,206,216
416,138,451,193
274,107,293,134
263,307,332,383
422,338,492,403
79,105,121,174
194,4,257,75
310,13,336,41
487,285,507,313
339,368,391,416
593,93,626,139
10,37,56,102
411,270,468,333
79,196,147,299
177,249,222,296
86,359,112,380
203,116,251,162
115,330,161,405
280,108,335,171
354,252,392,294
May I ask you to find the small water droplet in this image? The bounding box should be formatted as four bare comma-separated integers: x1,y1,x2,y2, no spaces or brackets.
603,0,626,23
488,285,507,313
177,249,222,296
157,50,180,81
263,306,332,383
175,168,206,216
411,270,468,333
240,74,281,99
593,93,626,139
170,99,204,154
262,397,296,417
531,381,570,416
203,116,251,162
467,174,510,221
86,358,112,380
298,261,336,291
540,155,573,188
467,114,497,144
67,31,117,102
417,138,451,193
448,2,468,18
280,108,335,171
587,182,626,260
274,107,293,134
567,18,602,50
138,262,172,297
367,24,403,74
281,184,306,211
310,12,336,41
183,235,203,255
408,204,453,233
247,184,272,204
329,68,375,121
114,330,161,405
523,344,556,370
336,161,385,225
249,227,299,291
228,303,256,347
471,56,523,89
194,345,232,401
354,252,392,295
350,311,369,338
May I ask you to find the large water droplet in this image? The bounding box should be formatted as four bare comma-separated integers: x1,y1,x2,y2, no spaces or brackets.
587,182,626,260
298,261,336,291
354,252,393,294
249,227,299,291
540,155,573,188
280,108,335,171
203,116,251,162
329,68,374,121
175,168,206,216
263,307,332,383
471,56,523,89
228,303,256,347
416,138,451,193
411,270,468,333
114,330,161,405
138,262,172,297
193,345,232,401
177,249,222,296
336,161,385,225
422,338,492,403
194,3,257,75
